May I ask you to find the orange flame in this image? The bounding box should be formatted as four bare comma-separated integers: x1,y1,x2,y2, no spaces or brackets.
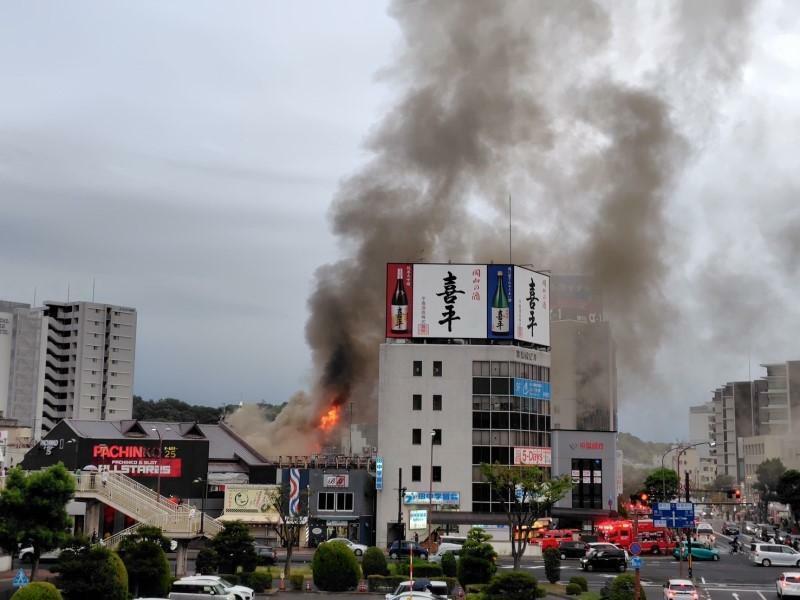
319,406,341,432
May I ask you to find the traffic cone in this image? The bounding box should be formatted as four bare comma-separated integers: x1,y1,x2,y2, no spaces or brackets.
279,575,286,591
358,579,368,592
305,580,312,592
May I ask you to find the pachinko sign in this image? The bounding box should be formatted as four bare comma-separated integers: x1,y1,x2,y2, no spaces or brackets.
92,444,182,478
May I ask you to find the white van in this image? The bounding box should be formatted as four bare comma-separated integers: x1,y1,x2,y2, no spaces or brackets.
750,543,800,567
694,523,715,546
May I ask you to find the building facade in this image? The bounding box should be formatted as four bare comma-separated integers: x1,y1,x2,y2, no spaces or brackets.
710,380,765,481
758,361,800,435
376,343,553,546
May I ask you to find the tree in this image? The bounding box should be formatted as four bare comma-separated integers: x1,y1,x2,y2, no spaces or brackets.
265,482,309,579
0,464,75,581
457,528,497,586
777,470,800,524
211,521,257,574
643,468,678,503
10,581,63,600
480,463,571,569
484,571,538,600
361,547,389,577
54,544,128,600
713,473,735,489
755,459,786,521
117,526,171,598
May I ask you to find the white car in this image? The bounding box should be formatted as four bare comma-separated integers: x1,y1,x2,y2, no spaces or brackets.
777,572,800,598
18,546,62,562
178,576,253,600
327,537,369,556
429,545,461,564
750,543,800,567
385,580,449,600
663,579,698,600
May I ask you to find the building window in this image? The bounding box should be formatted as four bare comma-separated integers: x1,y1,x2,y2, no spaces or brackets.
318,492,335,511
412,429,422,445
335,492,354,511
432,466,442,482
413,395,422,411
413,361,422,376
412,466,421,481
571,458,603,509
433,361,442,377
432,429,442,445
433,395,442,411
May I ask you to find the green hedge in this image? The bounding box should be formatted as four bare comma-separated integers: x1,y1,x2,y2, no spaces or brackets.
566,583,582,596
11,582,63,600
367,575,407,592
569,576,589,592
396,560,443,577
441,551,457,577
290,574,305,590
249,571,272,592
362,546,389,577
543,548,561,584
312,541,361,591
485,571,538,600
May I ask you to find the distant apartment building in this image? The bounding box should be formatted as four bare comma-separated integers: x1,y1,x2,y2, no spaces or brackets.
687,402,716,489
758,361,800,435
0,300,137,439
549,275,617,432
742,434,800,485
709,380,766,482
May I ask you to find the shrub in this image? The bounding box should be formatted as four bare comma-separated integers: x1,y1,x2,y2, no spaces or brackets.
195,547,219,575
11,582,63,600
54,545,128,600
570,576,589,592
211,522,257,574
395,560,443,577
608,573,646,600
117,527,171,597
312,541,361,591
249,570,272,592
543,548,561,584
290,573,305,590
367,574,406,592
484,571,538,600
458,529,496,586
362,546,389,577
465,594,485,600
441,551,457,577
566,583,583,596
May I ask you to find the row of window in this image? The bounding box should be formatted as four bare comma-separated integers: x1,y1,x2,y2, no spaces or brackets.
412,361,442,377
411,428,442,445
318,492,354,512
472,395,549,414
472,412,551,431
412,395,442,411
472,361,550,382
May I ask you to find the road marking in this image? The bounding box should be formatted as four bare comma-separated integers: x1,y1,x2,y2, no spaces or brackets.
702,577,706,584
732,593,740,600
756,593,767,600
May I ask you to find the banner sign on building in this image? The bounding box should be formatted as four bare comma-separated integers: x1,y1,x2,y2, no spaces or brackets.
92,443,182,477
224,485,280,515
375,457,383,491
386,263,550,346
513,446,552,467
513,378,551,400
386,263,414,339
324,474,349,488
410,509,428,530
403,491,460,505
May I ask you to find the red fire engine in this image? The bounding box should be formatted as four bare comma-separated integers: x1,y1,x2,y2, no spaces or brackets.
596,519,676,554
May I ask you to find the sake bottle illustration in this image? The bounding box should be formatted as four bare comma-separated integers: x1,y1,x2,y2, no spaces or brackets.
391,267,408,332
491,271,510,333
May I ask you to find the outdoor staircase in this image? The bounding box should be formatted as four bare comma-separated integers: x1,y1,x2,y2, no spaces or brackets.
74,471,224,544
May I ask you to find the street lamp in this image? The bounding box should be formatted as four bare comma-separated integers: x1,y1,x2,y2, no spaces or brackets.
192,475,209,535
151,426,172,497
428,429,436,547
676,441,716,499
660,441,716,500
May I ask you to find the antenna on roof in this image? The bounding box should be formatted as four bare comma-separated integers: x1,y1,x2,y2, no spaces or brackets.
92,278,96,302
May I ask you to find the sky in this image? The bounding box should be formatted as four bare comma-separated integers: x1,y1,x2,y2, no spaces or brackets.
2,1,800,442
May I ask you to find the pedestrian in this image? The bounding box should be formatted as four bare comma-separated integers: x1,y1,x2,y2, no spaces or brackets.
414,532,419,543
91,530,98,544
101,470,108,487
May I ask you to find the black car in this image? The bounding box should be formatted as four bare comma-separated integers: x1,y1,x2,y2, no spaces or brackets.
255,545,276,565
580,548,627,572
722,523,740,536
388,540,429,560
559,541,589,560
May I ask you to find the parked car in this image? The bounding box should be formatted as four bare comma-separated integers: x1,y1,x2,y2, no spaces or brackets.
175,576,253,600
750,543,800,567
429,546,461,564
672,542,720,561
558,541,589,560
586,542,629,561
722,523,740,536
385,579,449,600
388,540,429,561
662,579,698,600
777,572,800,598
327,537,369,556
169,580,235,600
254,545,275,565
18,547,62,563
581,548,627,572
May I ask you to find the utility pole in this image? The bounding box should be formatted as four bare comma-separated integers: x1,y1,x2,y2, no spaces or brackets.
685,470,693,579
396,468,406,541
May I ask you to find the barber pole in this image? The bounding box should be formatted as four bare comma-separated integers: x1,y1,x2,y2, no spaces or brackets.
289,468,300,516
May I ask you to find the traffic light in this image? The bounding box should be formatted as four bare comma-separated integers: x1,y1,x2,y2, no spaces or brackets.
735,489,741,500
640,493,649,505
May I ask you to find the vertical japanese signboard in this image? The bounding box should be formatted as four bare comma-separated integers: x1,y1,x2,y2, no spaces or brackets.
412,264,486,339
513,266,550,347
386,263,413,338
486,264,514,339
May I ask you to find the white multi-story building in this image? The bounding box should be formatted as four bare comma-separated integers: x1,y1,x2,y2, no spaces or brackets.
41,302,137,433
0,299,137,439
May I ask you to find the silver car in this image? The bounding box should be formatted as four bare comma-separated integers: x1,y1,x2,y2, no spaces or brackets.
169,580,235,600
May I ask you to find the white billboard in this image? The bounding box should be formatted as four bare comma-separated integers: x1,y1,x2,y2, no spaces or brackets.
0,313,11,417
412,264,487,339
409,509,428,530
513,446,552,467
513,267,550,347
